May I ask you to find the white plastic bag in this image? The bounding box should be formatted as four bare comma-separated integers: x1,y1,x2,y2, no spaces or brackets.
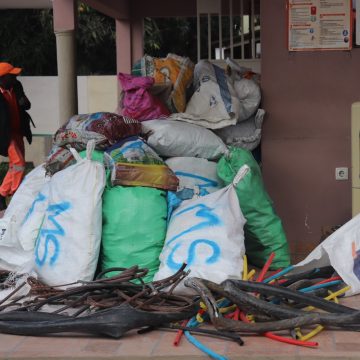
154,165,249,294
142,120,228,160
4,164,50,250
294,214,360,296
34,140,106,286
165,157,224,198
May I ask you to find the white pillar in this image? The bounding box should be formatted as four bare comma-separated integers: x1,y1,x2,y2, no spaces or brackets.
55,29,77,126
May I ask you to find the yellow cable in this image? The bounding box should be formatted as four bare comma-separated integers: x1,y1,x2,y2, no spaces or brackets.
304,286,350,311
243,255,248,281
247,269,256,281
196,313,205,323
297,286,349,340
219,304,237,314
299,325,324,341
294,328,303,339
328,290,339,304
247,314,255,322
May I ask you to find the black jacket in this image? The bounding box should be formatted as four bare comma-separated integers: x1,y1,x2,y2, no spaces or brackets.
0,80,34,156
13,80,33,145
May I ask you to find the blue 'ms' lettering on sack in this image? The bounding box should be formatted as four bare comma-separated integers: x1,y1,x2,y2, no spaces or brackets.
35,201,71,267
166,204,222,247
167,239,221,270
22,192,47,224
175,171,218,196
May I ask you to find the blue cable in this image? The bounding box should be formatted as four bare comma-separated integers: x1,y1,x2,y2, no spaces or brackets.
263,265,295,283
184,316,229,360
299,280,342,293
184,330,229,360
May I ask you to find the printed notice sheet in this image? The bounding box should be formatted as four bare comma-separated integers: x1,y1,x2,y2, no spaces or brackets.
288,0,352,51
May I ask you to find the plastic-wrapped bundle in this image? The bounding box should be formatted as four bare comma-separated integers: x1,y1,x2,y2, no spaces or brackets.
104,136,178,191
54,112,141,150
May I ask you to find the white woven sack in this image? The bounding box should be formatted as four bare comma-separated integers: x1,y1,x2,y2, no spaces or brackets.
34,140,106,286
165,157,224,198
142,120,228,160
0,216,17,248
171,60,240,129
4,164,49,250
154,165,249,294
233,78,261,122
214,109,265,151
0,212,33,272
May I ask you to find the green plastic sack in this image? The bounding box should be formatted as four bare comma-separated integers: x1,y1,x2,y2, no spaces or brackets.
101,186,167,282
217,147,290,269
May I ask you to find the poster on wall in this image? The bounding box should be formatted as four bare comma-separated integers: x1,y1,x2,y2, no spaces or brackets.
288,0,352,51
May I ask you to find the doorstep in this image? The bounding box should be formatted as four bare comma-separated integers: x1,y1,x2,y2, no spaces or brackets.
0,295,358,360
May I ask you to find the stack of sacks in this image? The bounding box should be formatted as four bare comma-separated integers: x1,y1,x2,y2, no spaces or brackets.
166,58,264,151
0,53,287,289
214,58,264,151
143,118,289,292
137,118,246,293
101,137,178,283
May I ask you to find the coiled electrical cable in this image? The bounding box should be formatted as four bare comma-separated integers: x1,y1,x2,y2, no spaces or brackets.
225,280,355,314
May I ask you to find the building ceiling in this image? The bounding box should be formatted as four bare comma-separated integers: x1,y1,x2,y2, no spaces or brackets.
0,0,52,9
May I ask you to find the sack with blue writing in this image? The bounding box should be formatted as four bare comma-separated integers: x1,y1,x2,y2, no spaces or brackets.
153,165,249,294
165,157,224,199
165,157,224,221
6,164,50,251
34,141,106,286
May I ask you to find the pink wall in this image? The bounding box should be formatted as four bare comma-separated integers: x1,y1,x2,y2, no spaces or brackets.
260,0,360,261
53,0,76,31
